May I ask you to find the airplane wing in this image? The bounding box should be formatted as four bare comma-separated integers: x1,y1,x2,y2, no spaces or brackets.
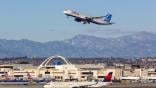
91,16,105,19
91,13,111,19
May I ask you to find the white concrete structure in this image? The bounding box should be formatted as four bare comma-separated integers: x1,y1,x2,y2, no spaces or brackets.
0,56,118,81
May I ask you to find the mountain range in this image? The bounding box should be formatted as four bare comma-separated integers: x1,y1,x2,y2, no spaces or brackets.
0,31,156,58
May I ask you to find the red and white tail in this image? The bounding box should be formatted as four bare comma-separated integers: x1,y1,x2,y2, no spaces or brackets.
103,72,113,82
27,72,32,80
4,72,10,80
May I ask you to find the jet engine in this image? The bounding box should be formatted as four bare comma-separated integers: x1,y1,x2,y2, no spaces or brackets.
74,18,81,22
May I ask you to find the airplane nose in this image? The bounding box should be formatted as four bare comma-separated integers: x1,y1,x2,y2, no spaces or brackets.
63,11,67,14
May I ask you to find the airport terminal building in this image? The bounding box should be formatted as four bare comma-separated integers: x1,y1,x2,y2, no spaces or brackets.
0,56,120,81
0,55,156,82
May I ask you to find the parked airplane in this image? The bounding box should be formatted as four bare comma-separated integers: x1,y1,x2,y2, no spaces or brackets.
0,72,48,85
44,72,113,88
26,72,50,83
63,9,114,25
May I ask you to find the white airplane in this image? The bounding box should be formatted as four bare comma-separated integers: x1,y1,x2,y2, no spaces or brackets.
44,72,113,88
63,9,114,25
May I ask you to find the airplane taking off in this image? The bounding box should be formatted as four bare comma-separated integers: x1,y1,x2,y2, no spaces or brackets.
63,9,114,25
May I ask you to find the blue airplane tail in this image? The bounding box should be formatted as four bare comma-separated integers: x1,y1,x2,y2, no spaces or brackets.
104,13,112,23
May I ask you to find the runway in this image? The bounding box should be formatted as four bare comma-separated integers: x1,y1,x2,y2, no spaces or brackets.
105,83,156,88
1,83,156,88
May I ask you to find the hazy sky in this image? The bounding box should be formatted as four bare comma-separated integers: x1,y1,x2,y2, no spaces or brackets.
0,0,155,42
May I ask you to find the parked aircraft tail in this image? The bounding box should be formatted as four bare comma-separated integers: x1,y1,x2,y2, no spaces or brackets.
4,72,10,80
104,14,112,23
103,72,113,82
27,72,32,80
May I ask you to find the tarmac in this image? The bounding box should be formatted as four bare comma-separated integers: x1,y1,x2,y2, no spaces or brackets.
0,83,156,88
104,83,156,88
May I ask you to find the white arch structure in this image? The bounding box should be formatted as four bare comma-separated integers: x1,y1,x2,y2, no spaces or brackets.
37,55,71,70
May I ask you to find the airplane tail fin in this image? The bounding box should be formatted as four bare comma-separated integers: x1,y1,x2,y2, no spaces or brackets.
27,72,32,80
4,72,10,80
104,13,112,23
103,72,113,82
